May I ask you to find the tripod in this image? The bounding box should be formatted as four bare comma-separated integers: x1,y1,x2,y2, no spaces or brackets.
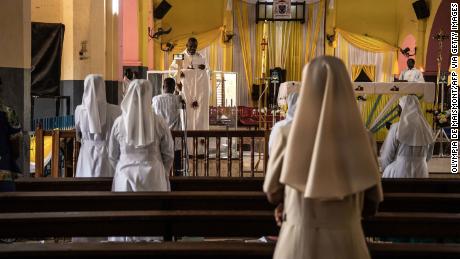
432,30,450,157
433,73,450,157
178,99,190,176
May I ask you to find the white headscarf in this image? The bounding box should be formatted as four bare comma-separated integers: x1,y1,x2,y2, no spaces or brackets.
397,95,433,146
121,79,155,148
82,74,107,134
285,92,299,122
280,56,380,199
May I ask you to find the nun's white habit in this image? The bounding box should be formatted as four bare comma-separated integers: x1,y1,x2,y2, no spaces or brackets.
75,74,121,177
380,95,434,178
264,56,383,259
109,79,174,192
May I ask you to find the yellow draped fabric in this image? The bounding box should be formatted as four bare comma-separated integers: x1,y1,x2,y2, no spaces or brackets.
335,28,397,52
235,0,254,94
352,65,376,81
222,0,233,72
30,136,53,171
286,22,303,81
305,0,324,63
335,29,398,82
253,0,324,82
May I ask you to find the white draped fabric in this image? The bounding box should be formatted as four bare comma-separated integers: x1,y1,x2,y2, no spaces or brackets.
335,33,396,83
180,69,210,131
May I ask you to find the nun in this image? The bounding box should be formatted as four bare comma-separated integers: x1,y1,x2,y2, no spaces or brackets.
109,79,174,192
264,56,383,259
380,95,434,178
75,74,121,177
108,79,173,242
268,91,299,153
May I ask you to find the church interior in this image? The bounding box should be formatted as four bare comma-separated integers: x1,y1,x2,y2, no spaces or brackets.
0,0,457,258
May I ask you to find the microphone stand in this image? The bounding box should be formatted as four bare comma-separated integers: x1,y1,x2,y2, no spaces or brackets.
257,77,271,129
180,99,190,176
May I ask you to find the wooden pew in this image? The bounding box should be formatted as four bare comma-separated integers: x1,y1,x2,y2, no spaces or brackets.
15,177,460,193
379,193,460,213
0,242,274,259
0,191,274,213
0,210,459,239
14,177,264,192
1,191,460,213
1,242,460,259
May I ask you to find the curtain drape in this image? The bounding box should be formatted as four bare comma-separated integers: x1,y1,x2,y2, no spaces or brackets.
253,0,325,82
305,0,325,63
335,29,398,82
351,65,375,81
235,0,254,102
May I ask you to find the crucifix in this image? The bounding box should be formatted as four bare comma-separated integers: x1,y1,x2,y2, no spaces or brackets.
432,29,449,157
432,29,448,111
261,38,268,51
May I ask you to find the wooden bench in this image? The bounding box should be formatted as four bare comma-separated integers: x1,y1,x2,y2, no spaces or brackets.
0,210,459,239
2,191,460,213
14,177,264,192
0,191,274,213
1,242,460,259
15,177,460,193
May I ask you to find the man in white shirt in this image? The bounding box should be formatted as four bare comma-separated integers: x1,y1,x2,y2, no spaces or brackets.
399,58,425,82
152,77,183,175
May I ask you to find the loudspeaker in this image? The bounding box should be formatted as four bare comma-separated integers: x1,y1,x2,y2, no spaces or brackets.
412,0,429,20
154,0,172,19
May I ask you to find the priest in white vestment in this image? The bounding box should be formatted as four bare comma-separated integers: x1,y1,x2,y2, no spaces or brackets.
170,37,210,132
75,74,121,177
380,95,434,178
399,58,425,82
264,56,383,259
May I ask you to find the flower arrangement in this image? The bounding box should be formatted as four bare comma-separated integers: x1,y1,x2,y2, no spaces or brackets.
434,110,450,128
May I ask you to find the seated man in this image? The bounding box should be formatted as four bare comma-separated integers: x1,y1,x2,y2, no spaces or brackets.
399,58,425,82
152,78,183,176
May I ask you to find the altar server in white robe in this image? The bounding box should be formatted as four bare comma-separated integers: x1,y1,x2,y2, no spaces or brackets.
264,56,383,259
380,95,434,178
399,58,425,82
75,74,121,177
109,79,174,192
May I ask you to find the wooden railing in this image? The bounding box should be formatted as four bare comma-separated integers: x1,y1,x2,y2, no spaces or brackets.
33,127,269,178
34,127,80,178
171,130,269,177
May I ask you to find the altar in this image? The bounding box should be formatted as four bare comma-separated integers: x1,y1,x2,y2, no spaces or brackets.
353,82,436,141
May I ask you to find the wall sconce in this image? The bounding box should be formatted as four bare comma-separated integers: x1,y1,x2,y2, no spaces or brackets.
148,27,172,39
326,33,335,46
223,32,235,43
161,42,175,52
399,47,416,57
79,41,89,60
